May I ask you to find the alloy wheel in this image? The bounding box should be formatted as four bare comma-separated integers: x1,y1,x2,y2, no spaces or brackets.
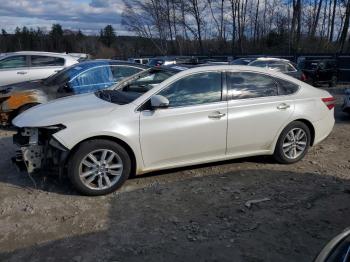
79,149,123,190
282,128,308,160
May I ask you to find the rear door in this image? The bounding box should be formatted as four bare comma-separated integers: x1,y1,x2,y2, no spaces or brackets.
28,55,65,81
0,55,29,86
226,71,295,156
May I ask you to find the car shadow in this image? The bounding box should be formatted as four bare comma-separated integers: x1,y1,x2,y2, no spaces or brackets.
0,169,349,262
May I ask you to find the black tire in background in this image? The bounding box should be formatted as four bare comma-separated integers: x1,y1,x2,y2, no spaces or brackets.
274,121,311,164
68,139,131,196
329,76,337,87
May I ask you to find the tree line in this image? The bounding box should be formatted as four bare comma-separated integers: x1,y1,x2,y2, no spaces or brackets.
122,0,350,55
1,0,350,58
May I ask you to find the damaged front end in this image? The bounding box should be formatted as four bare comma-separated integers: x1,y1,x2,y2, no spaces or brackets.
13,125,69,174
0,89,48,126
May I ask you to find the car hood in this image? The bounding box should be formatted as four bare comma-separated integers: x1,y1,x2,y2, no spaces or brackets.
13,93,117,127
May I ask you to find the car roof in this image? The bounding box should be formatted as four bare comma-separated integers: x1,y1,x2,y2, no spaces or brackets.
168,65,301,82
254,57,291,62
75,59,150,69
5,51,76,57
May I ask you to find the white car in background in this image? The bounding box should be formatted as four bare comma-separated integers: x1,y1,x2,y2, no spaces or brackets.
0,51,79,86
13,65,335,196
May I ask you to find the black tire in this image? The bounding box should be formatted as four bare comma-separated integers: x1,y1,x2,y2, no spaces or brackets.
68,139,131,196
329,76,337,87
273,121,311,164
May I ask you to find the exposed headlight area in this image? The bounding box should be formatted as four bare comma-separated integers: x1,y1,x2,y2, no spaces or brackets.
13,125,68,173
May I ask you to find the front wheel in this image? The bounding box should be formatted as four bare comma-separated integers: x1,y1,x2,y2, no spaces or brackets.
68,139,131,196
274,121,311,164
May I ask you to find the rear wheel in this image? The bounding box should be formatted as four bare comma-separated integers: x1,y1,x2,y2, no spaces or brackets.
274,121,311,164
68,139,131,196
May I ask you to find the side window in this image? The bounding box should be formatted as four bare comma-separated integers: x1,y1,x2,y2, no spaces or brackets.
276,78,299,95
250,60,268,67
286,63,296,72
268,62,287,72
111,66,142,81
70,66,113,90
158,72,222,107
228,72,277,99
0,56,27,69
31,56,65,67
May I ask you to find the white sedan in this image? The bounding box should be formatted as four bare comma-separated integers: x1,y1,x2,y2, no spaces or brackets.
12,66,335,195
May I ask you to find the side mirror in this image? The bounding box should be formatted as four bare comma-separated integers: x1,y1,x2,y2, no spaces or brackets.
150,95,169,109
314,227,350,262
57,83,72,93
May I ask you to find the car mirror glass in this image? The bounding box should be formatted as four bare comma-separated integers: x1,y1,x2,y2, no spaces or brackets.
150,95,169,109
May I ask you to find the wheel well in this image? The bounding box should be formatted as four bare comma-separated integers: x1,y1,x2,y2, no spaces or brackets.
294,119,315,146
67,136,137,177
16,103,41,114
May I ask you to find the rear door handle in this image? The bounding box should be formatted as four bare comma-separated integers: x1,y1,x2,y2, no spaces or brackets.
277,103,290,110
17,71,27,75
208,111,226,119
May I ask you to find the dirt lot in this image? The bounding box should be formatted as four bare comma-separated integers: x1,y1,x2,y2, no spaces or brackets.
0,87,349,262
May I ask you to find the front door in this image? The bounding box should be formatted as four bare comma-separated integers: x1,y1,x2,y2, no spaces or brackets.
140,71,227,169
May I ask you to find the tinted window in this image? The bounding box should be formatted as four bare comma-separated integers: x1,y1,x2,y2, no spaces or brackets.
249,60,268,67
286,63,297,72
230,58,253,65
71,66,113,88
31,56,65,67
228,72,277,99
268,61,287,71
0,56,27,69
158,72,222,107
276,78,299,95
148,59,164,67
111,66,142,81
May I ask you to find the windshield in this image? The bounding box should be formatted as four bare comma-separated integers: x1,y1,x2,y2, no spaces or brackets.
96,68,177,105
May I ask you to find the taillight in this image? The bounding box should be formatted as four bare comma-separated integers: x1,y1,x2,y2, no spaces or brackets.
322,97,336,110
300,73,307,81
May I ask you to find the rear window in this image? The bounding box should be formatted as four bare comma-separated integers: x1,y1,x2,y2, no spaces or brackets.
31,56,65,67
276,78,299,95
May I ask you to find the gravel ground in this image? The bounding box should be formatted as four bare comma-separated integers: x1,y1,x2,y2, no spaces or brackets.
0,87,349,262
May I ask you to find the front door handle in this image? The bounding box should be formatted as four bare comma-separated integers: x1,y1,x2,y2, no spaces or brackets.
17,71,27,75
277,103,290,110
208,111,226,119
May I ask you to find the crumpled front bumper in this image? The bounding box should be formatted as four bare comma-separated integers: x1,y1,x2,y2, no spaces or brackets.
12,127,70,174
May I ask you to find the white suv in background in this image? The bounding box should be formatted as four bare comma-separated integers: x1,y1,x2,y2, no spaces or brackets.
0,51,79,86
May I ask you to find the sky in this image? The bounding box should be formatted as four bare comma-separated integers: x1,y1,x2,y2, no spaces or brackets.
0,0,131,35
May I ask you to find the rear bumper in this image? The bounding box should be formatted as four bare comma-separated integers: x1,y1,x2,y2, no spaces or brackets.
313,112,335,145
